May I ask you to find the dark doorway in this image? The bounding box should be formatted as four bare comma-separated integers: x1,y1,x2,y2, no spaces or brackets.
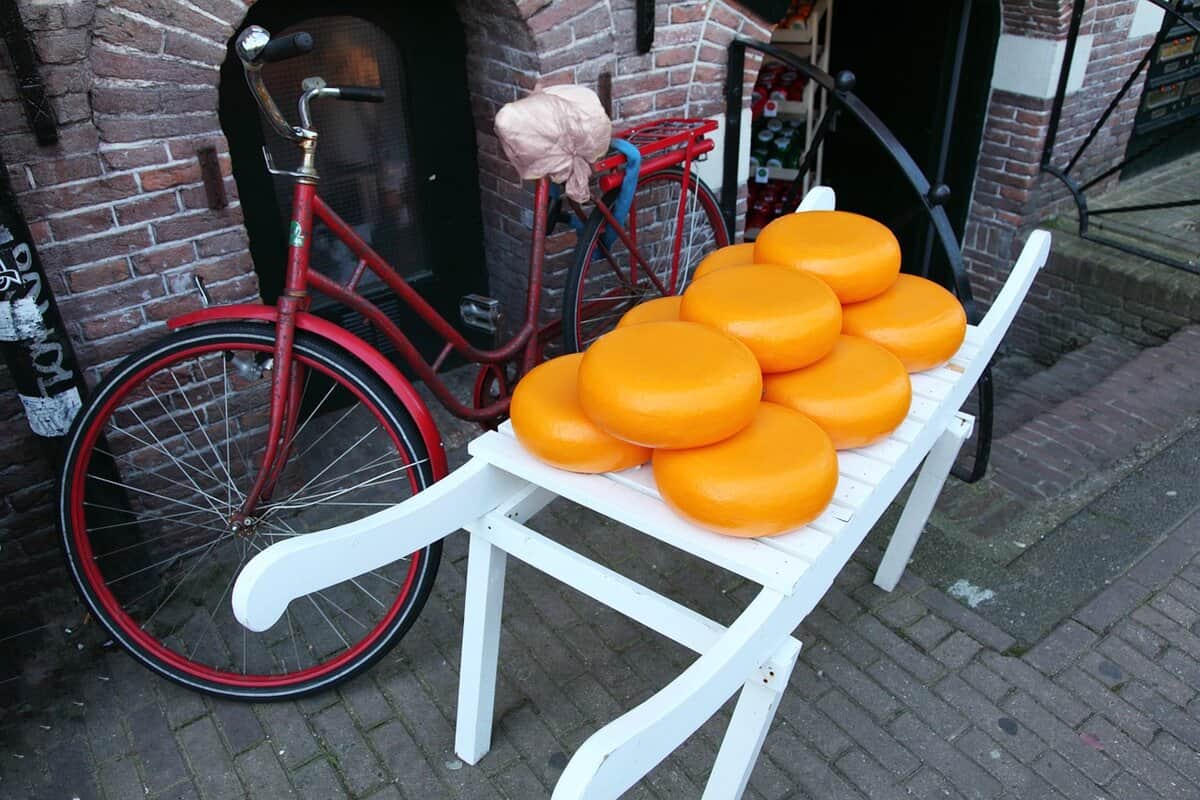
822,1,1000,283
219,1,488,359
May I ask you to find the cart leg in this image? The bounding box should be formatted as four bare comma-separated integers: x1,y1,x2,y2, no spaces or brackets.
455,529,508,764
875,414,973,592
702,638,802,800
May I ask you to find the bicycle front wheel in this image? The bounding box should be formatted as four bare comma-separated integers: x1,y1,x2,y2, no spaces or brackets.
59,322,440,700
563,167,728,352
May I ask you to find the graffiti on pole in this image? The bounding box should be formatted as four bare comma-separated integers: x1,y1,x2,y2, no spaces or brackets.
0,224,82,437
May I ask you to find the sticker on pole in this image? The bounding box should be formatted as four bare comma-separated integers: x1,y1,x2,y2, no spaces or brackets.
20,387,82,437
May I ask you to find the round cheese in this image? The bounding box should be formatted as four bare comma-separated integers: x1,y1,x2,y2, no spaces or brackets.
577,321,762,449
510,354,651,473
753,211,901,303
679,263,841,373
616,295,682,328
763,335,911,449
840,274,967,372
693,242,755,281
653,402,838,537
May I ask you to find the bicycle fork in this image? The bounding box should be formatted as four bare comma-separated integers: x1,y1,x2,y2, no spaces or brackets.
235,178,317,527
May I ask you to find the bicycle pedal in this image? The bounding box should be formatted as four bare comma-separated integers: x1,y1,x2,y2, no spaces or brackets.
460,294,501,333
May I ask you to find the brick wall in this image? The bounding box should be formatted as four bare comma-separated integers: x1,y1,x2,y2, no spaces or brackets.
962,0,1163,363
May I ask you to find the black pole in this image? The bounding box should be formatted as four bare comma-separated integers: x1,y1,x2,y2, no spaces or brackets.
920,0,972,278
0,0,58,145
0,152,86,448
1041,0,1085,168
721,40,746,239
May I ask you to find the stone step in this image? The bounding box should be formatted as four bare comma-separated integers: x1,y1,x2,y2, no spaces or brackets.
935,325,1200,562
988,334,1141,440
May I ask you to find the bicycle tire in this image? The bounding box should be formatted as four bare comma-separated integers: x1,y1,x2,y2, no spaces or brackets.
58,322,441,700
562,167,729,353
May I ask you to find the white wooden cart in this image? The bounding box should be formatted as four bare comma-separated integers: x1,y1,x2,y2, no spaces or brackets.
232,192,1050,799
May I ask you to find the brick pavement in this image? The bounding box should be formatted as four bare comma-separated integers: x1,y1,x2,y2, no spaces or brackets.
4,479,1200,799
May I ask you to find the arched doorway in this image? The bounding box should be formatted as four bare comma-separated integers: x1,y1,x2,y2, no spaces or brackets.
219,1,488,357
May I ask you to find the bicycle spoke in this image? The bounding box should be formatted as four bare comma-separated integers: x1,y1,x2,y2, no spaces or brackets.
142,382,227,489
87,473,218,517
170,371,240,500
105,532,236,587
95,446,226,510
113,413,226,515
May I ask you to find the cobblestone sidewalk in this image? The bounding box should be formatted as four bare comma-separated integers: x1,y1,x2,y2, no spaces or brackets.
4,493,1200,799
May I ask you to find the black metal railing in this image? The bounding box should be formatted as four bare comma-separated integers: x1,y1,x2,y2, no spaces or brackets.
723,38,994,483
1041,0,1200,273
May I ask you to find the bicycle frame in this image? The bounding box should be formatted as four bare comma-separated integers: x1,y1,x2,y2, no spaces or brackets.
173,81,716,521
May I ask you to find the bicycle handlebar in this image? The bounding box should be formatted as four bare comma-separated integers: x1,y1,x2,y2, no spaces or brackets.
335,87,386,103
255,31,313,64
235,26,386,146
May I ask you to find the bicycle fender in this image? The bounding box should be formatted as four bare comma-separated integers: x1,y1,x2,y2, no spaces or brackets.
170,305,449,480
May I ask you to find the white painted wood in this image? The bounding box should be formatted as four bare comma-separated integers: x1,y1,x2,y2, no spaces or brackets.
478,512,726,655
468,434,810,595
796,186,835,212
874,413,974,592
702,639,802,800
231,459,525,632
455,528,509,765
977,231,1052,344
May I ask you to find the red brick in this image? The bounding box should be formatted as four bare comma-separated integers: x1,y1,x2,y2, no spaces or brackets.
49,208,116,240
672,4,708,24
133,243,196,274
195,229,248,258
81,308,145,340
654,46,695,68
41,227,152,270
115,0,229,40
19,175,139,219
90,47,217,85
95,114,221,145
27,155,102,187
139,162,202,192
34,29,89,64
65,259,131,294
153,211,240,243
115,193,180,226
163,32,226,65
101,143,170,171
92,8,164,53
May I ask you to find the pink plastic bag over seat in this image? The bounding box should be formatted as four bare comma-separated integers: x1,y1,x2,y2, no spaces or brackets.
494,85,612,203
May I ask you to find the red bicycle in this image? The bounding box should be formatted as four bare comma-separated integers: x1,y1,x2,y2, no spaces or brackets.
57,26,728,699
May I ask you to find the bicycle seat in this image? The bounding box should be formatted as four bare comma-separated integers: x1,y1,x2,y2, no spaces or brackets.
495,85,611,202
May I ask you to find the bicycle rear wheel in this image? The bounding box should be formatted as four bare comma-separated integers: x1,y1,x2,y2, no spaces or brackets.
59,322,440,700
563,167,728,352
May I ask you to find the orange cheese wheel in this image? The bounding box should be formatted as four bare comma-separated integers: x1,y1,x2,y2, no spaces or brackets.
653,402,838,537
754,211,901,303
616,295,682,328
577,321,762,449
840,274,967,372
762,335,912,449
693,242,756,281
510,354,651,473
679,263,841,373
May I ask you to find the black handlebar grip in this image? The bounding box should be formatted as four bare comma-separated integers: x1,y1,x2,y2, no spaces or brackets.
337,87,386,103
257,31,313,63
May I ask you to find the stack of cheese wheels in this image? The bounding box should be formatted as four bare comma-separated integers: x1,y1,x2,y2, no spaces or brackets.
510,208,967,539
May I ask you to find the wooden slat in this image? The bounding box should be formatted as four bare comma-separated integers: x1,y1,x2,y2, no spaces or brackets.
469,432,810,593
